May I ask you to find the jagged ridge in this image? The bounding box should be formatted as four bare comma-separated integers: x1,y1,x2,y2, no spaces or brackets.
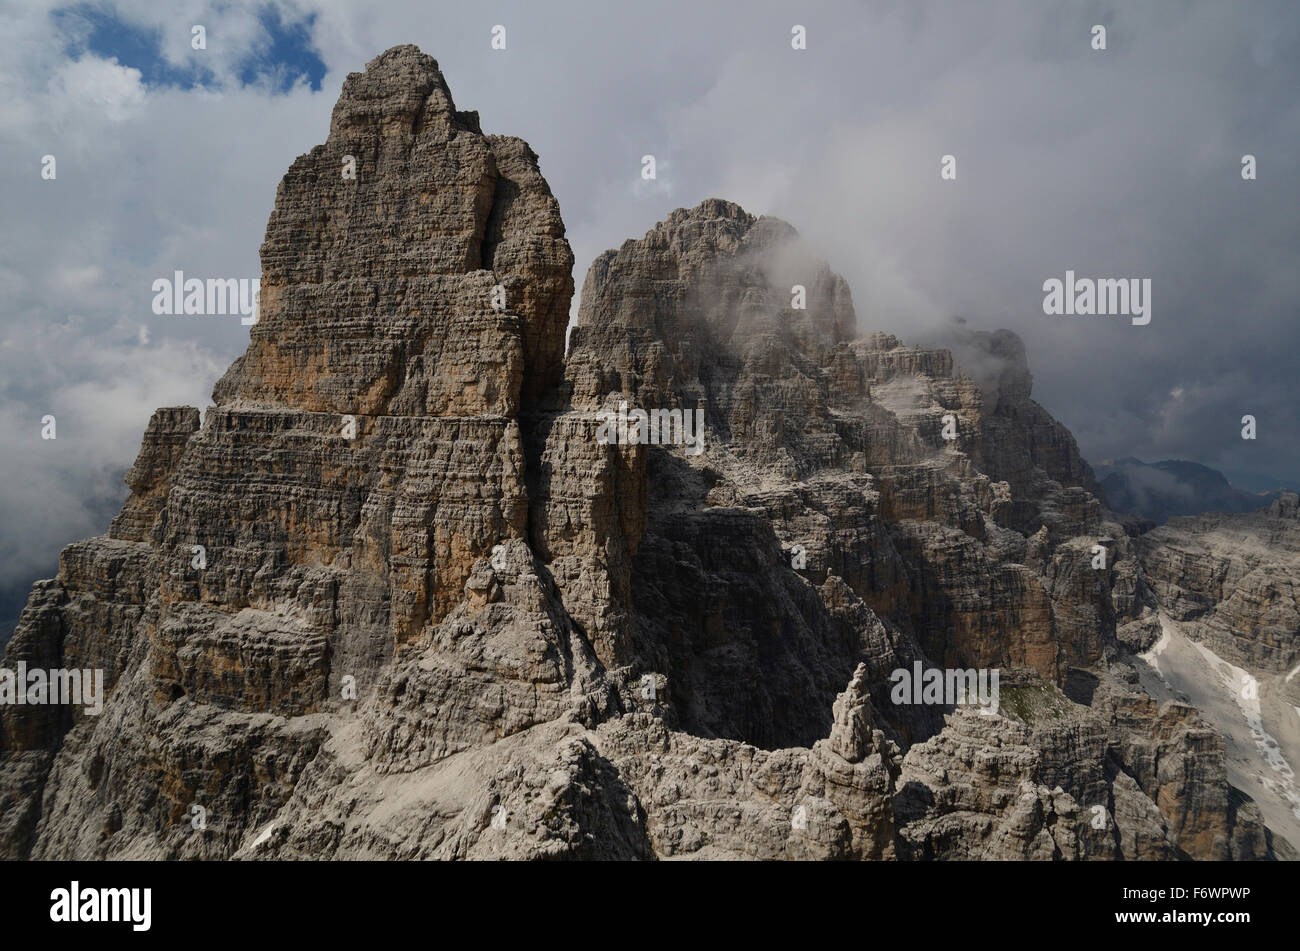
0,46,1289,861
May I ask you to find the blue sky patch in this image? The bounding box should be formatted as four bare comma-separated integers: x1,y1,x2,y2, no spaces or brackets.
238,6,326,93
51,3,325,93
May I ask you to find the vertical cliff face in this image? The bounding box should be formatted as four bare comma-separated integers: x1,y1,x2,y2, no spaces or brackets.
1136,496,1300,676
218,45,572,415
562,199,1115,747
0,46,582,859
1128,497,1300,848
0,46,1285,861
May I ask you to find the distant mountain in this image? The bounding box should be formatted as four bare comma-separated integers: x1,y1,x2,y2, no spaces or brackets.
1095,457,1285,524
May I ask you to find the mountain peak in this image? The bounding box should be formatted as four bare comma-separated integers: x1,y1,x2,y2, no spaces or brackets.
0,46,1287,864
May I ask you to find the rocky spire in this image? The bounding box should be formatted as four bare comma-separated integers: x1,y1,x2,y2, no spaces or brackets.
216,44,573,415
0,46,1283,862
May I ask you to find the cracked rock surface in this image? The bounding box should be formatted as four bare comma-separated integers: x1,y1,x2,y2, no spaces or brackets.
1,45,1292,861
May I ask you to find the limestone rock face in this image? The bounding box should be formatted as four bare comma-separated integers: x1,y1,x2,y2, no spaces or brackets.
1,45,568,860
560,198,1118,751
217,45,572,414
0,45,1287,861
1137,498,1300,677
896,674,1272,860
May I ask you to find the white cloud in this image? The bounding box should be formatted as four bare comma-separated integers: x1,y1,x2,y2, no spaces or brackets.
49,55,146,121
0,0,1296,619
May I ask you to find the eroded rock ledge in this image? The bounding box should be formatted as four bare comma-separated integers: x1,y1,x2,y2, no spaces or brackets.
0,45,1288,861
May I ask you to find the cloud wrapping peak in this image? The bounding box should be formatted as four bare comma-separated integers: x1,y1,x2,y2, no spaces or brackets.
1,0,1297,631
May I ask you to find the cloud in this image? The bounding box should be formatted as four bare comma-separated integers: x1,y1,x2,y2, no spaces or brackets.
645,1,1300,492
0,1,336,624
0,325,226,584
50,0,326,92
49,54,146,119
0,0,1297,637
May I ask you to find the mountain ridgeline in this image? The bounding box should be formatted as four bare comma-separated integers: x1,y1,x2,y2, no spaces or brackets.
1096,457,1284,525
1,46,1296,860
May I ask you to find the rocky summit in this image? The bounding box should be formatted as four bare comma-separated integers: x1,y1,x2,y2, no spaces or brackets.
1,45,1295,861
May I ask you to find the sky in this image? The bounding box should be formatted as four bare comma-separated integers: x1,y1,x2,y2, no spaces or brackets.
1,0,1297,634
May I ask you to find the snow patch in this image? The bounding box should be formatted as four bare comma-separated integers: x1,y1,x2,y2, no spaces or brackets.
250,822,276,850
1139,614,1173,685
1187,637,1300,819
